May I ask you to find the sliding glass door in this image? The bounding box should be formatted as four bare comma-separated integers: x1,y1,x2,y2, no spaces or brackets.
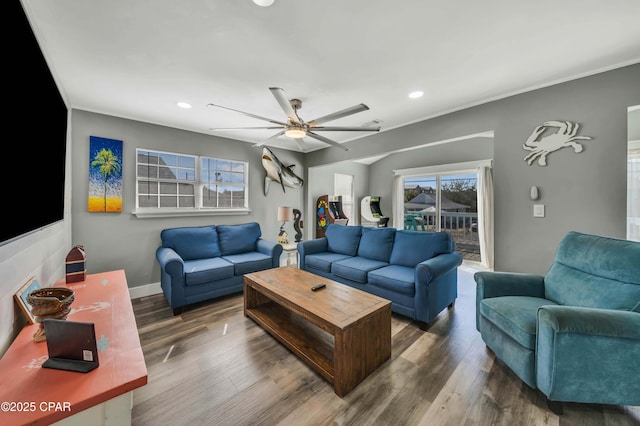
394,160,493,268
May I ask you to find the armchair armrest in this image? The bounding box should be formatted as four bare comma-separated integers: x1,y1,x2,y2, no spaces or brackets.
415,252,462,284
297,238,328,269
156,247,184,278
256,239,283,268
536,306,640,405
475,271,545,299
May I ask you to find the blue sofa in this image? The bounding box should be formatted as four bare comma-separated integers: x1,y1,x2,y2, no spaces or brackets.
475,231,640,412
298,224,462,329
156,222,282,314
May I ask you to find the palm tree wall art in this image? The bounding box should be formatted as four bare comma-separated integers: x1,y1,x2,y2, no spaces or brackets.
88,136,123,212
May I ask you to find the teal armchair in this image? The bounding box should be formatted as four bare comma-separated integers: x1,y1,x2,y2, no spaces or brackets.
475,231,640,412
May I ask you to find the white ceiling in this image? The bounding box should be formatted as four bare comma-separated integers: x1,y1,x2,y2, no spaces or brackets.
22,0,640,153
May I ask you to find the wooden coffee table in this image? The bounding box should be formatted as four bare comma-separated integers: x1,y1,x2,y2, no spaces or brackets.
244,266,391,397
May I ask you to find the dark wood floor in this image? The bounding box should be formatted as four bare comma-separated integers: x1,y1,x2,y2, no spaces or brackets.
130,265,640,426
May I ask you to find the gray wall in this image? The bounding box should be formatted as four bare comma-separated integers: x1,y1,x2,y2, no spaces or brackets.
15,63,635,303
70,110,304,288
307,64,640,274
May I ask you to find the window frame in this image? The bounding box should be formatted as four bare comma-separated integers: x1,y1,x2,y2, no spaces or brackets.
133,148,250,218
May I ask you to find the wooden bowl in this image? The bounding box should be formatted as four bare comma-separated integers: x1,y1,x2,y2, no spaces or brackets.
27,288,75,342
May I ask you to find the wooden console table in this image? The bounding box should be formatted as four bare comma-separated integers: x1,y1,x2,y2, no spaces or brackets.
244,267,391,397
0,270,147,426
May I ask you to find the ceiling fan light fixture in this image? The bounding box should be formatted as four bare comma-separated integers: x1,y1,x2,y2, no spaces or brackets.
252,0,274,7
284,126,306,139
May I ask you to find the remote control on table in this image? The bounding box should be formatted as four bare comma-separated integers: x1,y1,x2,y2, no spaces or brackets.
311,283,326,291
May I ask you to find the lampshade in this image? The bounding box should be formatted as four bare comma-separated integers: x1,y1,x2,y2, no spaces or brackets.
284,126,306,139
278,206,293,222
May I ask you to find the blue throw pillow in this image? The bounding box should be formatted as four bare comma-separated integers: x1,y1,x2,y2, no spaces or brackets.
357,227,396,262
325,224,362,256
161,226,220,261
217,222,262,255
389,231,453,267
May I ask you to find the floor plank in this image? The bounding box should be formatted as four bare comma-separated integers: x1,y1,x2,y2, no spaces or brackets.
131,265,640,425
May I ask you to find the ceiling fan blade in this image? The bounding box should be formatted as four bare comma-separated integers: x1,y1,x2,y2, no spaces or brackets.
207,103,287,126
306,131,350,151
308,126,381,132
251,130,286,148
293,138,306,151
209,126,283,131
269,87,300,123
308,104,370,126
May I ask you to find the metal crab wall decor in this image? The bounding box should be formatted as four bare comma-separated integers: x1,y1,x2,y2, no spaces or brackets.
523,120,592,166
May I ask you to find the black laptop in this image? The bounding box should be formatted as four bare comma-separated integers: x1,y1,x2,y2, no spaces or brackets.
42,319,100,373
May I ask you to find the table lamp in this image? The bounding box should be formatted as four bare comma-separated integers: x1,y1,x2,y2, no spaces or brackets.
277,206,293,244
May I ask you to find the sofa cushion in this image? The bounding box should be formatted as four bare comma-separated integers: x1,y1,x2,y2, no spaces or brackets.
357,227,396,262
325,224,362,256
544,231,640,310
389,231,453,268
222,252,273,275
368,265,415,296
305,252,352,272
480,296,558,349
332,256,388,283
217,222,261,255
161,226,220,261
183,258,234,286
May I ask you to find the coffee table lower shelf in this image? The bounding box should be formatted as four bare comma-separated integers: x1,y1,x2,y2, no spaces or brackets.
246,301,335,384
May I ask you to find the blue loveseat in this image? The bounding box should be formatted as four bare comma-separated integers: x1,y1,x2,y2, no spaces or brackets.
475,231,640,411
298,224,462,329
156,222,282,314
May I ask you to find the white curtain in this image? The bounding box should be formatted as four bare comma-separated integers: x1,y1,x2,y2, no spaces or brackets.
392,174,404,229
628,144,640,241
477,162,494,270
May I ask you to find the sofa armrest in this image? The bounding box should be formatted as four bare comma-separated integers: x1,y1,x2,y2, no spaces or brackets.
156,247,184,278
415,252,462,284
256,238,283,268
536,306,640,405
297,238,328,269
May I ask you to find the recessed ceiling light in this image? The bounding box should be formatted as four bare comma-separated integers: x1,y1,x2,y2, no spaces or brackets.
176,101,192,109
253,0,275,6
408,91,424,99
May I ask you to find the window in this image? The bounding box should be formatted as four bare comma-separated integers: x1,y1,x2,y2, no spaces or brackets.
135,149,249,217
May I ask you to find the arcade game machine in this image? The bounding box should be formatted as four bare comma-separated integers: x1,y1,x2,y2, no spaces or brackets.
361,196,389,228
316,195,349,238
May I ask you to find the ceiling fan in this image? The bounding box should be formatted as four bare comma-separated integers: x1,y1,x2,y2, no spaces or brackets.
207,87,381,151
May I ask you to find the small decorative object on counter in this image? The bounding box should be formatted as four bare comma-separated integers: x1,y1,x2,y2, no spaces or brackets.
66,245,86,283
27,287,75,342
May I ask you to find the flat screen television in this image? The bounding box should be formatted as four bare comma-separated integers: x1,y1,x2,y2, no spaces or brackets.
2,1,68,245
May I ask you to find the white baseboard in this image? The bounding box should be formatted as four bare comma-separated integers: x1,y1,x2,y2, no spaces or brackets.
128,281,162,300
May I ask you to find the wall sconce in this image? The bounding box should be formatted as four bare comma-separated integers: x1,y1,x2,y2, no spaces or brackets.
277,206,293,244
